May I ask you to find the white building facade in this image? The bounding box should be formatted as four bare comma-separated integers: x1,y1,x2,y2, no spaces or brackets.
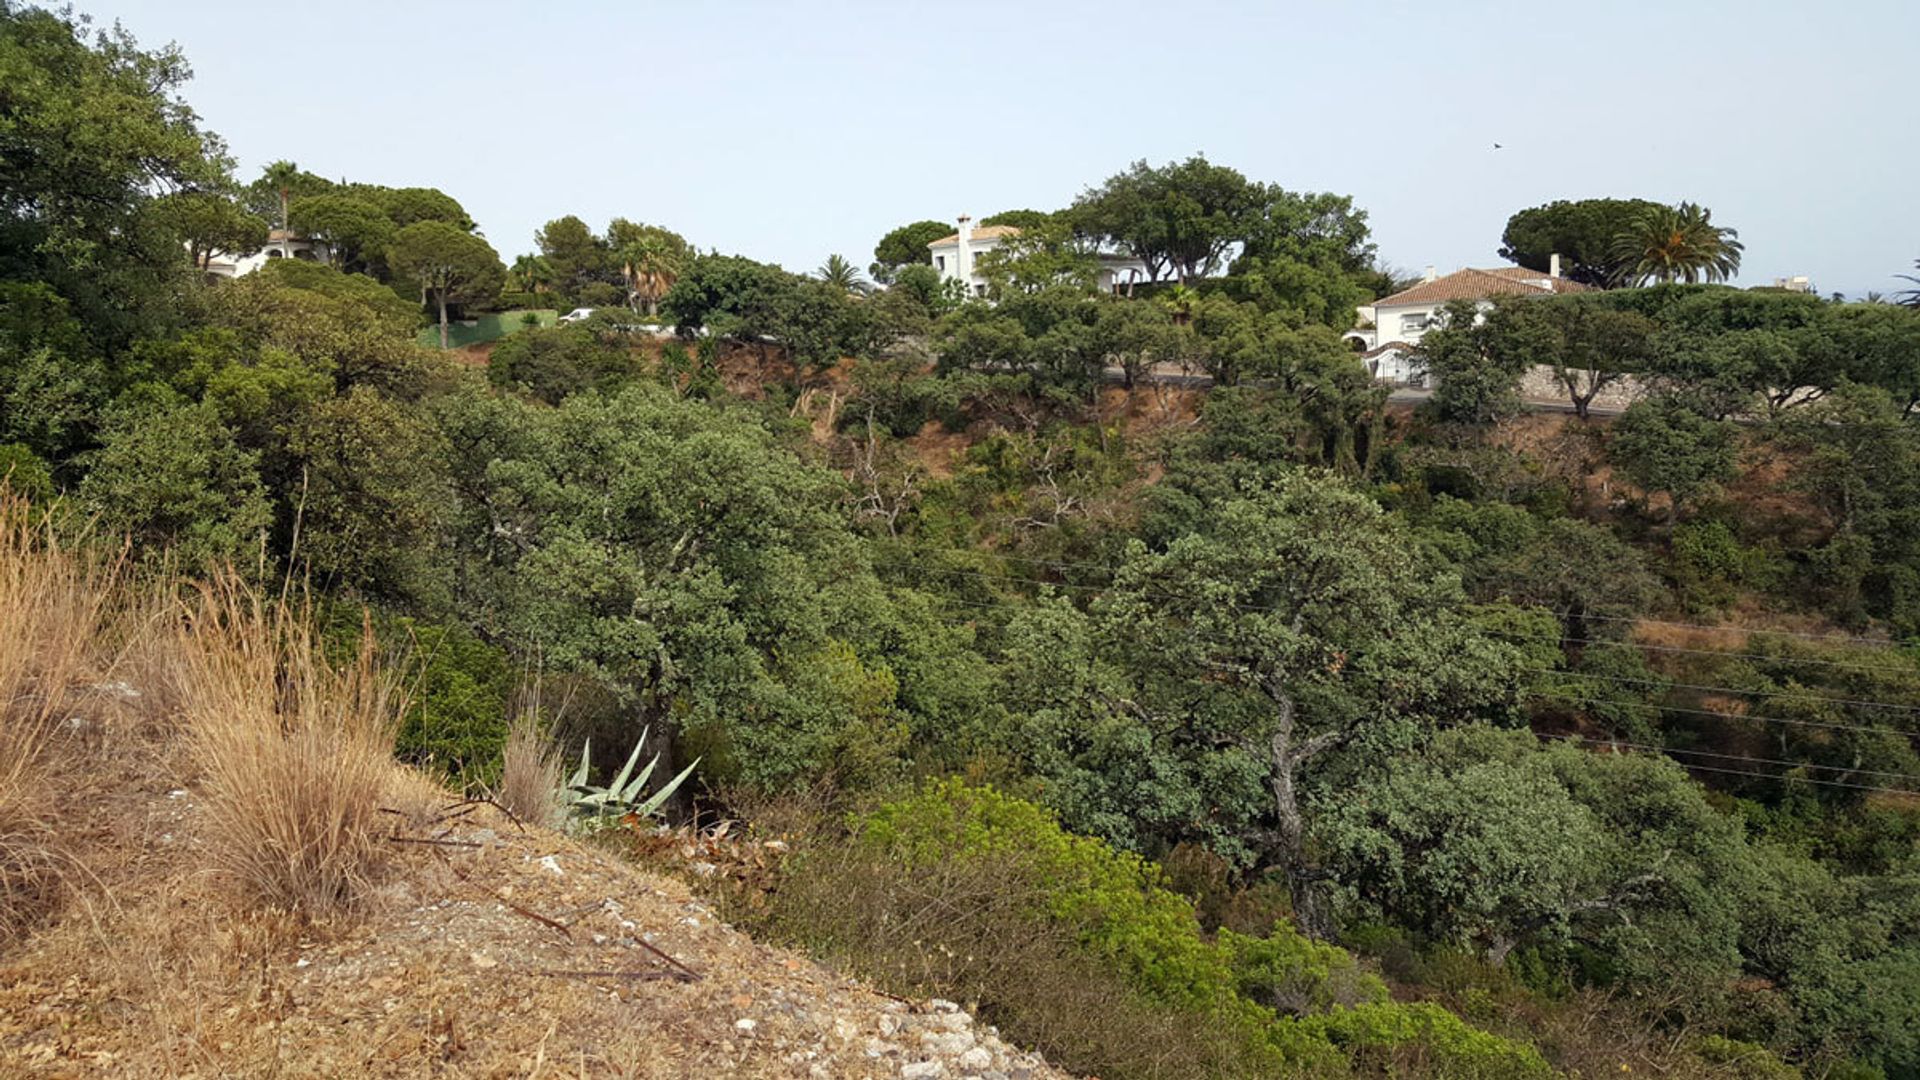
203,229,332,279
928,216,1149,297
1345,257,1587,384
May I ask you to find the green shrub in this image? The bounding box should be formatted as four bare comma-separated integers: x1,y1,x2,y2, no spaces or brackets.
1689,1035,1801,1079
1222,923,1388,1015
0,443,54,503
860,779,1249,1014
1671,519,1780,612
1302,1001,1555,1080
810,781,1551,1079
322,609,517,783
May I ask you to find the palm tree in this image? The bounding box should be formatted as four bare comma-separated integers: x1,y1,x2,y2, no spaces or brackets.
620,238,683,317
1163,283,1198,326
1608,202,1744,286
1895,259,1920,308
261,160,301,231
510,253,555,295
816,254,868,296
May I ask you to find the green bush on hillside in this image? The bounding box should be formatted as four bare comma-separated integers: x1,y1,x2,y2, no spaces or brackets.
821,780,1553,1079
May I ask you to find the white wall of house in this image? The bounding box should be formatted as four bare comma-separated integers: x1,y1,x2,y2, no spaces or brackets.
203,234,331,279
928,217,995,299
930,216,1150,298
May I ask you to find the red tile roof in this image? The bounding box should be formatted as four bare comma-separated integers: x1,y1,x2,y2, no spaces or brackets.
1374,266,1588,307
928,224,1023,247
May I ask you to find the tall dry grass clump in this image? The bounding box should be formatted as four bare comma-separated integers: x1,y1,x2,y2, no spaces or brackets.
171,580,401,916
496,704,563,829
0,494,116,941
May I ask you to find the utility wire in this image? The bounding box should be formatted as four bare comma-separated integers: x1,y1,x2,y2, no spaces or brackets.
910,578,1920,787
1532,731,1920,784
1530,691,1917,743
887,561,1920,711
879,540,1913,651
1534,733,1920,797
1495,630,1919,678
912,583,1920,743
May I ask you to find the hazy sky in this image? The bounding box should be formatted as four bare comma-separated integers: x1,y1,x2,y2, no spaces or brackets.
82,0,1918,296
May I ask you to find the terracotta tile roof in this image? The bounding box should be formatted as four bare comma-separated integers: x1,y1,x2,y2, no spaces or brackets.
1374,266,1589,307
928,224,1023,247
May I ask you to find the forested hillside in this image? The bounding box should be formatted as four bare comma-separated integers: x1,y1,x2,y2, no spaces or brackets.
4,5,1920,1077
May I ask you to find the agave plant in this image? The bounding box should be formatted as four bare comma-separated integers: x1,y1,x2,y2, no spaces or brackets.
565,727,698,828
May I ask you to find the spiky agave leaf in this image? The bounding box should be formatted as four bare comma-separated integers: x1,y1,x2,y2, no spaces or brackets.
617,753,661,805
567,738,592,791
602,727,651,806
630,758,701,818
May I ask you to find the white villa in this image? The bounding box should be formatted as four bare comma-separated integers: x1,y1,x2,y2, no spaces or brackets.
203,229,331,279
929,215,1150,298
1345,256,1587,384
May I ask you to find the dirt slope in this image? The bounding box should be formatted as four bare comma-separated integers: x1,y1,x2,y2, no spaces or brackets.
0,765,1070,1079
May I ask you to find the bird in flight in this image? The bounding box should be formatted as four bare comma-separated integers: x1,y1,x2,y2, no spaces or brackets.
1492,142,1505,150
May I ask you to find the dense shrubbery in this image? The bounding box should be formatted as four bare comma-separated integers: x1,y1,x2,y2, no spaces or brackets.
757,781,1551,1080
6,7,1920,1074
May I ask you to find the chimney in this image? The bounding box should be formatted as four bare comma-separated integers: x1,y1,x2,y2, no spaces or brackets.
956,214,974,281
1423,265,1438,283
1549,253,1561,279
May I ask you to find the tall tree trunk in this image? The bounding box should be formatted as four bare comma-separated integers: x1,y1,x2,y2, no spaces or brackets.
436,290,449,349
1266,687,1336,940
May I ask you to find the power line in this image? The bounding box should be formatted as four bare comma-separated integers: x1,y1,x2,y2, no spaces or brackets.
879,540,1913,651
1524,691,1914,742
1554,610,1906,651
908,586,1920,743
906,583,1920,787
887,555,1918,677
1535,733,1920,797
887,562,1920,712
1532,731,1920,784
1536,669,1920,716
1497,630,1920,679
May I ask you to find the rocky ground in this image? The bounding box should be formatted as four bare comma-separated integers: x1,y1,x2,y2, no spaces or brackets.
0,760,1073,1079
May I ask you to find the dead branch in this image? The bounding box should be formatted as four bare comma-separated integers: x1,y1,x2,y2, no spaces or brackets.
632,936,703,982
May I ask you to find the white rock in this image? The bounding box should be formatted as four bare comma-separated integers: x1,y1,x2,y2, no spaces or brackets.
879,1014,901,1036
928,998,961,1013
920,1030,974,1056
901,1063,946,1080
958,1047,993,1071
734,1018,757,1033
933,1011,972,1032
538,854,565,876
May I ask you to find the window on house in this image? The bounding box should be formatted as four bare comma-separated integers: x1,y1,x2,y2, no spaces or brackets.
974,284,988,297
935,255,946,271
1399,312,1430,334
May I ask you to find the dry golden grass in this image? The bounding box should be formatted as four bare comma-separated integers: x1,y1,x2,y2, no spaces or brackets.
0,498,1077,1077
0,495,119,942
169,579,401,917
496,703,564,829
